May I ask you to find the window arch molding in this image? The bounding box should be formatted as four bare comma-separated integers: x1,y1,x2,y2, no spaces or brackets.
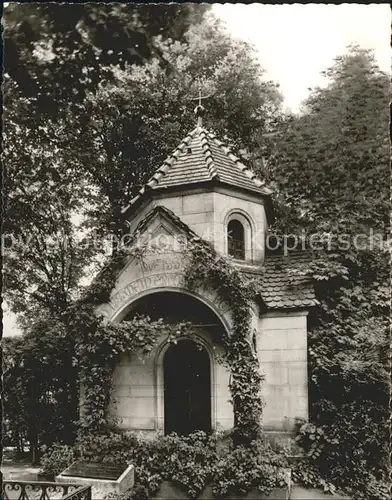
224,209,255,262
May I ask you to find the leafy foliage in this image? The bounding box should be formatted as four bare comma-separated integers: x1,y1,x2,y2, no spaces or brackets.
75,312,192,434
267,46,389,238
3,78,93,321
264,46,390,499
213,439,288,498
184,239,263,446
292,420,390,500
4,3,209,117
2,319,78,461
39,443,75,478
41,431,289,500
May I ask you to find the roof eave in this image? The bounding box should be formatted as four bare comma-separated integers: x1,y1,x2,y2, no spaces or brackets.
258,299,318,314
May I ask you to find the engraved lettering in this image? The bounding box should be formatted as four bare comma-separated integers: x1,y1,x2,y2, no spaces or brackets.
104,264,228,323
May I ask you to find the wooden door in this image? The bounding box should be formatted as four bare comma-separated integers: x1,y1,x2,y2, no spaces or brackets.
164,339,211,435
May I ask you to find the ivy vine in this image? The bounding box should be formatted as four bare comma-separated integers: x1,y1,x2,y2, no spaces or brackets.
70,236,264,446
184,238,264,446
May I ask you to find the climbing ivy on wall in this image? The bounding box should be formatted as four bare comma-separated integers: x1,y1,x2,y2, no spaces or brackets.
184,238,264,445
68,247,192,434
71,237,264,445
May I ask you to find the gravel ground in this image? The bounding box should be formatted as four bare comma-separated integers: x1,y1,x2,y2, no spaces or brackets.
1,463,41,481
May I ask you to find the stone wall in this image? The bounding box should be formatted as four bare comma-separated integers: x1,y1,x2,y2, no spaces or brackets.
110,350,156,430
126,192,215,245
108,308,309,434
109,330,234,432
85,306,309,434
125,186,267,265
257,311,309,432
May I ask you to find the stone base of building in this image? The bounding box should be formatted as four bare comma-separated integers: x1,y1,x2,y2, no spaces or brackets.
150,481,352,500
150,480,290,500
290,486,351,499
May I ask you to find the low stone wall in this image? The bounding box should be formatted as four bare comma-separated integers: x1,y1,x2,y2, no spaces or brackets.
290,486,351,499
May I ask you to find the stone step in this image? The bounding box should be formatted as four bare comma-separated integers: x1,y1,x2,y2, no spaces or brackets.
289,486,351,499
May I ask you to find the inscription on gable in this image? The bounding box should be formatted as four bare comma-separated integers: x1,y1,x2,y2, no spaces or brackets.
111,272,184,310
140,255,184,273
96,252,232,327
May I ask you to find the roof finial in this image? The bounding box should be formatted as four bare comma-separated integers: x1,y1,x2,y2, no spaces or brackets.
191,77,209,127
194,103,206,127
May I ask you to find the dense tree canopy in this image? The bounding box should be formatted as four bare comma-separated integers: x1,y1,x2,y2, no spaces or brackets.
267,46,389,238
3,318,77,462
4,2,209,117
3,6,281,319
3,3,210,317
264,46,390,498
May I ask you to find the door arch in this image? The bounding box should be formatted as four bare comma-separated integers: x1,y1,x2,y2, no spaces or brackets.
163,339,211,435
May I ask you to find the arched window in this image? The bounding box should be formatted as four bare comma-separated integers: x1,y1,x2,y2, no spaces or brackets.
227,219,245,260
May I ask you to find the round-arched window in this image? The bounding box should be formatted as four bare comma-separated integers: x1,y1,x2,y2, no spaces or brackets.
227,219,245,260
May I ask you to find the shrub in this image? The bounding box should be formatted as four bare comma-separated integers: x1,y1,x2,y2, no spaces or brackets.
212,438,289,498
104,485,149,500
293,415,390,500
291,461,336,495
145,431,218,499
76,430,138,464
77,430,217,499
39,443,75,477
75,431,289,499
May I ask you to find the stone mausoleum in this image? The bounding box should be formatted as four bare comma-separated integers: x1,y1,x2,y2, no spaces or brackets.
90,107,317,439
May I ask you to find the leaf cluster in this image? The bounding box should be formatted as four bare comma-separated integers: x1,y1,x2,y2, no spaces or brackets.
184,238,264,446
41,432,289,500
2,318,78,453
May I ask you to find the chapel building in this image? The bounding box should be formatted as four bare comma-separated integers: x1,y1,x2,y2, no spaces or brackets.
93,106,317,438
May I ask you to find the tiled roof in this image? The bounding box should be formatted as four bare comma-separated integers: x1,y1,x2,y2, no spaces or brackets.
122,126,272,214
242,251,318,310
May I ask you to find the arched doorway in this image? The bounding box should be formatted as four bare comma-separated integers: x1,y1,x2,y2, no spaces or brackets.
117,291,231,433
164,339,211,435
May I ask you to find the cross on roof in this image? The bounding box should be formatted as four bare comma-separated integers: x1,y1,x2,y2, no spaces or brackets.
189,77,211,105
189,78,211,126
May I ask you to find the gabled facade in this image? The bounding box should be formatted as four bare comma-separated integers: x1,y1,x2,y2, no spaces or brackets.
88,110,316,437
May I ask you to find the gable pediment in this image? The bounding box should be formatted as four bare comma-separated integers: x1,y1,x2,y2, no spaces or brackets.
114,206,194,292
136,209,187,244
95,206,234,325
